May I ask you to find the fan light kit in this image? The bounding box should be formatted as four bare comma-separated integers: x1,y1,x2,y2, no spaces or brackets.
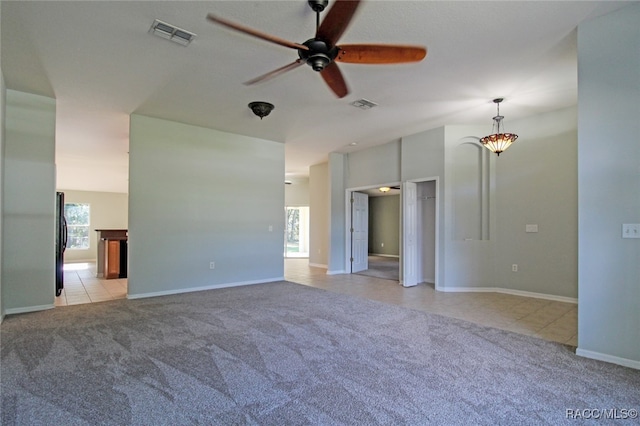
206,0,427,98
248,101,275,119
479,98,519,156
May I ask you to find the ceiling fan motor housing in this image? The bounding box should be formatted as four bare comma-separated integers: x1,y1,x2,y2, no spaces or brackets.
308,0,329,12
299,38,339,71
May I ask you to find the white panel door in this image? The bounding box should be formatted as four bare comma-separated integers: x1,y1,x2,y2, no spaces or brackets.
351,191,369,273
402,182,418,287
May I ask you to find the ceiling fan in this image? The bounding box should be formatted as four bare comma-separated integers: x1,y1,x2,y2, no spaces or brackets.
207,0,427,98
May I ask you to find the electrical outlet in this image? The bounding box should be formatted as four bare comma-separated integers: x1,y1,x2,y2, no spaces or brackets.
209,262,215,269
622,224,640,239
525,224,538,233
512,264,518,272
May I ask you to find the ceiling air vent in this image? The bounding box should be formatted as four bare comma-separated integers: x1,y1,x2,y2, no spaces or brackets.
350,99,378,110
150,19,196,46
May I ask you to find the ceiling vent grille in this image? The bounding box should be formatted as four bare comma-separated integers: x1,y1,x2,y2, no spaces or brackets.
150,19,196,46
350,99,378,110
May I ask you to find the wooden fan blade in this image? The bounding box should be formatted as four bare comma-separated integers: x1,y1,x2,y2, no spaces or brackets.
316,0,362,46
320,62,349,98
207,13,308,51
336,44,427,64
244,60,305,85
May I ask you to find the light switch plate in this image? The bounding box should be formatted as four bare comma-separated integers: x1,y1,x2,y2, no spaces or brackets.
525,224,538,233
622,224,640,239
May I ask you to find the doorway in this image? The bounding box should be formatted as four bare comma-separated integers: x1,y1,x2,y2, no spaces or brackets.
345,184,401,278
345,179,438,288
402,179,438,287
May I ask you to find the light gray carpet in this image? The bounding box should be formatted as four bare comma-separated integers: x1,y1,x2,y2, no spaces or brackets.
1,281,638,425
355,256,399,281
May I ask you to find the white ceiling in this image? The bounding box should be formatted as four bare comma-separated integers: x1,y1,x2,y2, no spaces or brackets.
2,0,632,193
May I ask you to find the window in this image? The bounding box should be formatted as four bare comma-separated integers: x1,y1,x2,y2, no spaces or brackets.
64,203,90,249
285,206,309,258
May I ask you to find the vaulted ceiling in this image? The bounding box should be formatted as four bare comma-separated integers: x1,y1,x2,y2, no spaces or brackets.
1,1,632,193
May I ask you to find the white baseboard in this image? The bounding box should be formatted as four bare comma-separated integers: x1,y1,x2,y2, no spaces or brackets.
327,269,347,275
127,276,285,300
5,304,55,316
434,285,577,304
369,253,400,258
576,348,640,370
64,259,96,264
309,263,328,269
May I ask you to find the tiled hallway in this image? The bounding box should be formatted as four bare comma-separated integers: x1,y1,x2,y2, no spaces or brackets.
55,259,578,346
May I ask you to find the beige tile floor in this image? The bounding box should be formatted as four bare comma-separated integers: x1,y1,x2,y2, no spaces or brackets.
55,259,577,346
55,263,127,306
285,258,578,347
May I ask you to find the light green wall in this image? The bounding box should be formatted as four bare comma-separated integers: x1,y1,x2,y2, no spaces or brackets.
309,162,328,267
577,3,640,367
402,126,445,286
285,177,309,207
369,195,400,256
2,90,56,313
442,126,495,290
58,190,128,262
346,140,401,189
322,109,579,299
328,153,346,274
128,115,284,297
0,4,5,319
495,108,577,298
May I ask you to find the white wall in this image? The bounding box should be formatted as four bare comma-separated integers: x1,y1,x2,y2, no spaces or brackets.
58,190,128,262
2,90,56,313
128,115,284,298
309,162,329,267
577,3,640,367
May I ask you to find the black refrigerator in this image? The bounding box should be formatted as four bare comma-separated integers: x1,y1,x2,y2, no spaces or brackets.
55,192,68,297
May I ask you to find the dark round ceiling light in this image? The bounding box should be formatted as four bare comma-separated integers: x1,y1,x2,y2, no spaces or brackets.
248,101,274,119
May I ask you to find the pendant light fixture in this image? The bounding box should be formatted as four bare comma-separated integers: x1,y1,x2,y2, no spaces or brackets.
479,98,518,156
